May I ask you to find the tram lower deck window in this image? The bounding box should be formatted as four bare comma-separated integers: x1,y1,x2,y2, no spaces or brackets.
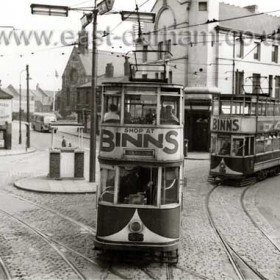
118,166,158,205
100,168,116,203
116,166,179,206
217,137,231,155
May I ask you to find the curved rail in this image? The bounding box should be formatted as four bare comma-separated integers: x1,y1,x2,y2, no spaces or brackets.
241,185,280,254
206,186,268,280
0,257,12,280
0,208,87,280
0,190,95,235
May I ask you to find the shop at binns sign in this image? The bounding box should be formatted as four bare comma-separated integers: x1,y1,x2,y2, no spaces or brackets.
0,100,12,124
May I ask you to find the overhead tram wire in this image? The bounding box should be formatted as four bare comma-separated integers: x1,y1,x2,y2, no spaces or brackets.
143,7,280,35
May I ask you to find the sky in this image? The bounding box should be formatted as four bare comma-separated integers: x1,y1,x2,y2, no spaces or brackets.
0,0,280,91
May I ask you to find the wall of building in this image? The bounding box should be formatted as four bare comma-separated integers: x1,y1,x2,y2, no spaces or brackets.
217,30,280,96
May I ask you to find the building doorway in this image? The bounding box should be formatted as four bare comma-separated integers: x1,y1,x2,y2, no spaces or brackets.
185,111,210,152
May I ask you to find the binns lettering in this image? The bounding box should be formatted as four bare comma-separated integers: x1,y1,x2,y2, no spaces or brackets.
100,129,179,154
212,118,239,132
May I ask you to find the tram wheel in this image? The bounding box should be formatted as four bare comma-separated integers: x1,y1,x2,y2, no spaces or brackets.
257,170,266,181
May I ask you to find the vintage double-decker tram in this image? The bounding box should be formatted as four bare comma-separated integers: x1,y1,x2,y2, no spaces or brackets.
94,63,184,262
209,93,280,185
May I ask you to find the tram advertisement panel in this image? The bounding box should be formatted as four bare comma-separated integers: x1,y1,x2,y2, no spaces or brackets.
257,116,280,132
99,126,183,161
211,117,256,133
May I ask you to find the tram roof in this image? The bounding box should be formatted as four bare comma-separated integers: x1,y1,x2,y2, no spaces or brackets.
101,81,183,88
217,93,277,101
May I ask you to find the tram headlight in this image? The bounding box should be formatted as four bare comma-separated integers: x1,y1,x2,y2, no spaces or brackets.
129,220,143,233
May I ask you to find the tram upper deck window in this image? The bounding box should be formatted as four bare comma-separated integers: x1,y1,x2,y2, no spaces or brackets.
103,94,121,123
220,100,231,115
100,168,116,203
161,167,179,205
118,166,158,206
212,100,219,116
160,96,180,124
275,104,280,116
266,103,274,116
124,94,157,124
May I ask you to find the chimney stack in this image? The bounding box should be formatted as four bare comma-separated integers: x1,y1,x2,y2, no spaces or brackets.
124,57,130,76
244,5,258,13
105,63,114,78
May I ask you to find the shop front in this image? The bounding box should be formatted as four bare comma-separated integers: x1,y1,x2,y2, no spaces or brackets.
0,89,13,150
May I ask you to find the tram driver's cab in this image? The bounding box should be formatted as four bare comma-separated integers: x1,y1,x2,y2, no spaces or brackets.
99,165,180,207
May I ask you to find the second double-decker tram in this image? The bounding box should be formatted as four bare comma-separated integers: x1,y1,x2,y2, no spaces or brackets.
94,81,184,262
209,93,280,185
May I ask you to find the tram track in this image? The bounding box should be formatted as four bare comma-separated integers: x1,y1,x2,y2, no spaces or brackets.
0,257,12,280
0,190,149,279
0,190,96,235
241,185,280,258
206,186,269,280
0,208,88,280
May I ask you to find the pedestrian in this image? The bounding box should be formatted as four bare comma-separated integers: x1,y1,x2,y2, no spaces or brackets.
104,104,120,122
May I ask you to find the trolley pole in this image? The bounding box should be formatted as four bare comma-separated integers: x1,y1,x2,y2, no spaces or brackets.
26,64,30,149
89,7,98,183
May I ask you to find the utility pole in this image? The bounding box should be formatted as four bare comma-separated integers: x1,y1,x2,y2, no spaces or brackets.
89,5,98,183
19,82,22,144
26,64,30,149
232,32,236,95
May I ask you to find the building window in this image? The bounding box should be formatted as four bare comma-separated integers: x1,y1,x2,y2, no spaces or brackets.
155,73,159,80
165,39,172,58
143,45,148,62
158,42,163,60
169,71,173,83
272,45,278,63
86,91,90,104
252,73,261,94
236,38,244,58
198,2,208,11
66,88,70,106
253,42,261,60
269,75,273,96
275,76,280,99
235,70,244,94
77,91,80,104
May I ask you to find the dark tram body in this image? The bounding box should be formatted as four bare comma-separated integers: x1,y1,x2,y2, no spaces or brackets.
209,94,280,183
94,74,184,262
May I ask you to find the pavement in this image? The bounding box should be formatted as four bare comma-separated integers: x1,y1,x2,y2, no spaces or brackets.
9,120,209,194
14,175,97,194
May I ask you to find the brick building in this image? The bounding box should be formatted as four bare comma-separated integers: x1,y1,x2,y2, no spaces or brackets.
58,47,127,120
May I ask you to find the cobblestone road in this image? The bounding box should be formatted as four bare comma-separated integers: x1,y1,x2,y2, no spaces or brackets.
1,125,280,279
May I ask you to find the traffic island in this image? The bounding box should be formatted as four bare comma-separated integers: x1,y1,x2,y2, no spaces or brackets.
14,176,96,193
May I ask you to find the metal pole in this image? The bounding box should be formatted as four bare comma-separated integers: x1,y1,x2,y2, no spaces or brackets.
232,32,236,95
89,8,98,182
19,82,22,144
26,64,30,149
53,90,56,111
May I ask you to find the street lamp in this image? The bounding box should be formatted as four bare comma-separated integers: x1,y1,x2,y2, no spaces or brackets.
30,4,69,16
30,0,114,183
